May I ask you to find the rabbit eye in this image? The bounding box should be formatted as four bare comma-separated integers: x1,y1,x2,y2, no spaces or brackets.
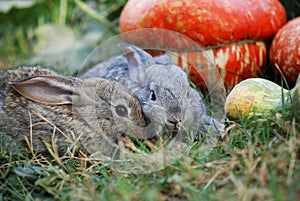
150,90,156,101
115,104,128,117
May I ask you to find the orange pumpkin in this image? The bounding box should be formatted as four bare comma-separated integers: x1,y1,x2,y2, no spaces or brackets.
269,16,300,85
120,0,286,88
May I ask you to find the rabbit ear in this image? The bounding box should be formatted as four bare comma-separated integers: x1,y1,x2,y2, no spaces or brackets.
9,76,76,105
118,44,156,83
154,54,174,65
118,43,155,68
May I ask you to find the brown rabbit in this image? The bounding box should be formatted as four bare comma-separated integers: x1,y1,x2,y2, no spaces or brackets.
0,65,146,157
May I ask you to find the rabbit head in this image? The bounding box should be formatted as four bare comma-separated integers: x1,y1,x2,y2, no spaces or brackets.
81,44,224,141
97,44,221,139
126,45,225,136
0,66,147,156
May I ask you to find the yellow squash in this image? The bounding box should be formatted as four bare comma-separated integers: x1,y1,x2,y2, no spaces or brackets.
225,77,300,120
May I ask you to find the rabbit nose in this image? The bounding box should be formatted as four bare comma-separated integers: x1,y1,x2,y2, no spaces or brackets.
166,119,181,130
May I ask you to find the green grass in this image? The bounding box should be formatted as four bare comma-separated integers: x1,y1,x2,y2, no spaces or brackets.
1,1,299,200
1,114,299,201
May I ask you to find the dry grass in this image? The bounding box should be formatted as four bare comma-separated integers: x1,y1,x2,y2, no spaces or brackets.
0,112,299,201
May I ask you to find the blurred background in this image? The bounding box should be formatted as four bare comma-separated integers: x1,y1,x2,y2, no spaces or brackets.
0,0,126,74
0,0,299,75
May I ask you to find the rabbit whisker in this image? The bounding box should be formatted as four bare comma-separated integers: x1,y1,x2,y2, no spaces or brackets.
142,101,167,111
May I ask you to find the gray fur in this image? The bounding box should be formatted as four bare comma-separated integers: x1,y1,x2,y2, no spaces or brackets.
81,44,224,140
0,65,146,156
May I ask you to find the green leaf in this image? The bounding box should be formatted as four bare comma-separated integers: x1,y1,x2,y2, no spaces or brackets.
30,24,102,74
0,0,38,13
14,167,35,177
33,24,76,55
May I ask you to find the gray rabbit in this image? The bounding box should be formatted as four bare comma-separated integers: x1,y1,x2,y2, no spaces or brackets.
81,44,224,141
0,65,147,156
